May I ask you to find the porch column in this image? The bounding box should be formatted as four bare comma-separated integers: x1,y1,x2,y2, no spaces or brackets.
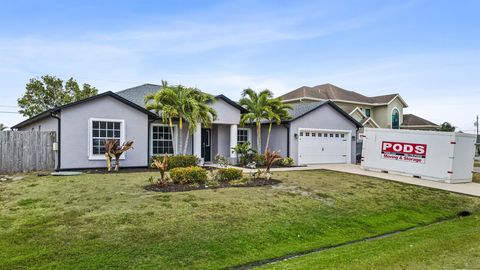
230,124,238,158
193,125,202,158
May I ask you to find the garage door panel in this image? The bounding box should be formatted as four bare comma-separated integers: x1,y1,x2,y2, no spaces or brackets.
298,130,348,164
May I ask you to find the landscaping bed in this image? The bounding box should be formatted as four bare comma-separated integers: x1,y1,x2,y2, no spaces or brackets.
144,178,281,192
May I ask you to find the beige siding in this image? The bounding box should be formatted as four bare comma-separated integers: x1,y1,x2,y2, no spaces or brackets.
372,106,388,128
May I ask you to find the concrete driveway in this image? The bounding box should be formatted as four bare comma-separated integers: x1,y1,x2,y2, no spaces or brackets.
293,164,480,197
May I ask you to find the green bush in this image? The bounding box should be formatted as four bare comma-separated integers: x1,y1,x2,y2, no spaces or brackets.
253,154,266,167
170,166,208,185
281,157,295,167
153,155,199,170
216,168,243,182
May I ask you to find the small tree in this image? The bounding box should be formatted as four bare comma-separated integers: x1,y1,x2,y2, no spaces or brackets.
0,123,7,131
439,122,455,132
104,139,134,171
18,75,98,117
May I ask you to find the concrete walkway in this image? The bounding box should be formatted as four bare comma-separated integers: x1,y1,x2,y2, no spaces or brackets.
233,164,480,197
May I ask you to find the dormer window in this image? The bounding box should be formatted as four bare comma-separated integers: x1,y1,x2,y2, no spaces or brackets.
391,108,400,129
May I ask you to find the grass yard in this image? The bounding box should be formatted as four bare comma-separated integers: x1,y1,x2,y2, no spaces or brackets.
260,214,480,270
475,160,480,167
1,170,479,269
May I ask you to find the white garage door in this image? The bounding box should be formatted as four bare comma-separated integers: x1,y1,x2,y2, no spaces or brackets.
298,130,350,164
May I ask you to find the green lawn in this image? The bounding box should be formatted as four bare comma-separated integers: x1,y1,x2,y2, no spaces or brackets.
260,214,480,270
1,170,479,269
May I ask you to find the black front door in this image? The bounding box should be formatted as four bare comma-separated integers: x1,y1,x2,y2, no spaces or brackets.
201,128,211,162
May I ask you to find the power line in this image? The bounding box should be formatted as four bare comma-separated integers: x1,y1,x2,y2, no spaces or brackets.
0,111,20,114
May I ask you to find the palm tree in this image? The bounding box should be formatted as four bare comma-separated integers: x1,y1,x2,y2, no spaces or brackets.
239,88,274,152
182,89,217,154
144,81,179,153
0,123,7,131
264,99,292,153
145,81,217,155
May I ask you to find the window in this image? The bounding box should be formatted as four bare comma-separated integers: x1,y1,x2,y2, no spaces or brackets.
300,132,304,137
312,133,316,137
365,108,371,117
330,134,334,137
152,125,175,155
237,128,250,144
90,119,124,158
323,133,328,137
335,134,339,138
341,134,345,138
391,108,400,129
305,132,310,136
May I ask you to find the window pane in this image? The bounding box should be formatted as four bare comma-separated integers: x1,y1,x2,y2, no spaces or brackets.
93,121,99,128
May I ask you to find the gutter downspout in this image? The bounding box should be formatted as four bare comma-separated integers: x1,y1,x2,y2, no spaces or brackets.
147,117,156,166
285,123,291,158
50,111,61,171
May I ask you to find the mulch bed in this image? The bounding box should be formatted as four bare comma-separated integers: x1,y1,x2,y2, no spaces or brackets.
144,178,281,193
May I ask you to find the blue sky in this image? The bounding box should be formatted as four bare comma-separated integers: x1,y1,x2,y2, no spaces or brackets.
1,0,479,132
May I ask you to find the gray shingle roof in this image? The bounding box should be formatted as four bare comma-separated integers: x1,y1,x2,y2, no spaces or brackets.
402,114,439,126
279,83,401,105
116,83,162,107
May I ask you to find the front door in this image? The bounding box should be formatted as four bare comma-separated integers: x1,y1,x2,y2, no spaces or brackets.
201,128,211,162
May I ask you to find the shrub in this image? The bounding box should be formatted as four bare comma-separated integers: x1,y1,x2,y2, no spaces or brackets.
170,166,208,185
281,157,295,167
214,154,230,168
153,155,199,170
216,168,243,182
253,154,266,167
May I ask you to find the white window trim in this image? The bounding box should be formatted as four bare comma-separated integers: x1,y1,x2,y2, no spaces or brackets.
237,127,252,144
391,107,400,129
88,118,126,160
150,123,179,156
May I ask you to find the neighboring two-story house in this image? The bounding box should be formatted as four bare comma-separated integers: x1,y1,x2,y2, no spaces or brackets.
279,83,439,131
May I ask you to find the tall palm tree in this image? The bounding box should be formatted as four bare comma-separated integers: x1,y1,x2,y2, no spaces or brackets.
145,81,217,155
264,99,292,153
144,81,179,153
182,88,217,154
239,88,274,152
0,123,7,131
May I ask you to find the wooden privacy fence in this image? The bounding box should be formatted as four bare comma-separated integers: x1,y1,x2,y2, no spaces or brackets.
0,131,56,174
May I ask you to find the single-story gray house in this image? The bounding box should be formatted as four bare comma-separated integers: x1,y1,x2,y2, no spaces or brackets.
12,84,361,170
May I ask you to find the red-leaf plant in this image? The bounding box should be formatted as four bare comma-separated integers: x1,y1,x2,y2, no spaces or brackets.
104,139,134,171
264,149,282,179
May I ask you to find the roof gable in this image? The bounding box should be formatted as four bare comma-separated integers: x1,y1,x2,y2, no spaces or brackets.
286,101,362,127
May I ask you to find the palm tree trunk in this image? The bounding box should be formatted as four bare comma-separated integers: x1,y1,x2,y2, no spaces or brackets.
178,117,183,155
265,122,273,154
169,118,176,155
114,158,120,171
183,129,190,155
256,121,262,153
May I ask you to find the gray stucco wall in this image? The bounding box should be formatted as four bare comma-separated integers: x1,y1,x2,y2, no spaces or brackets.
20,116,58,132
251,125,288,156
60,96,149,169
211,99,241,124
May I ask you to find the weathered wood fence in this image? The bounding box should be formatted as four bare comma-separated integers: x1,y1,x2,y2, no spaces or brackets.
0,131,56,174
